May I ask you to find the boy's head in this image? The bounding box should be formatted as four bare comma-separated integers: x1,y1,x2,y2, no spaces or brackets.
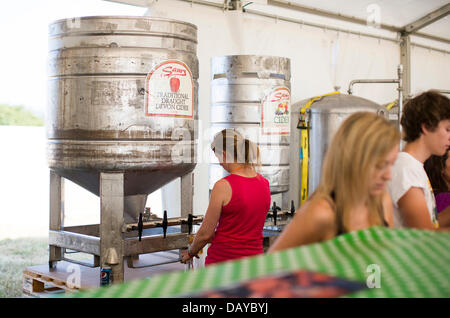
401,90,450,143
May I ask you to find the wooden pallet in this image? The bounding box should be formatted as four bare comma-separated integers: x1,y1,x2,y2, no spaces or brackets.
23,251,186,298
23,268,76,297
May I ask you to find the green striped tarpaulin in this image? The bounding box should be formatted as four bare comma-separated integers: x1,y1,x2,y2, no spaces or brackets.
69,226,450,298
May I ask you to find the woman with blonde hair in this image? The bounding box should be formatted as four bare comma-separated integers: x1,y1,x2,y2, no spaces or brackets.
181,129,271,265
269,112,401,252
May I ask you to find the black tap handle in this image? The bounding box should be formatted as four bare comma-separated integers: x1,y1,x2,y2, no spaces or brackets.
187,214,193,235
290,200,296,217
138,213,143,242
162,210,168,238
272,202,280,226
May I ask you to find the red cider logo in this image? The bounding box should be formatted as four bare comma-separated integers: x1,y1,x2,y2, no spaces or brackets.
271,91,290,102
162,66,187,77
170,77,180,92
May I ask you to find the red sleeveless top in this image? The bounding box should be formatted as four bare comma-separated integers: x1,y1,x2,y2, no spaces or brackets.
205,173,271,266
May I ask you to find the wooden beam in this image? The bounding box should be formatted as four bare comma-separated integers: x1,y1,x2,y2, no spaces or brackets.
124,233,189,256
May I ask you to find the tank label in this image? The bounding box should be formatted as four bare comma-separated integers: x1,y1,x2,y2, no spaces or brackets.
261,87,290,135
145,60,194,118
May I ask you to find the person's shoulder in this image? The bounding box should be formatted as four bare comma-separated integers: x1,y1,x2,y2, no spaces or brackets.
257,173,269,181
301,196,336,226
395,152,422,168
253,173,269,186
391,152,425,181
394,152,414,166
211,178,232,203
214,178,231,191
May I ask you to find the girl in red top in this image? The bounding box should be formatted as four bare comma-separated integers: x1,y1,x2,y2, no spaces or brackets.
181,129,271,266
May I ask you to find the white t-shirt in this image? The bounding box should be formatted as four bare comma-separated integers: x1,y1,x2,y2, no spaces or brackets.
387,152,439,228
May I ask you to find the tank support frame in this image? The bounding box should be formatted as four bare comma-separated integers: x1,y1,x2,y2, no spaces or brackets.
48,170,195,283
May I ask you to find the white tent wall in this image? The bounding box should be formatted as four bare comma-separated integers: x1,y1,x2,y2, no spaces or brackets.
410,45,450,94
150,0,412,216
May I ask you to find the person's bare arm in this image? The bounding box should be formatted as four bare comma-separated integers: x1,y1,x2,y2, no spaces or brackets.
397,187,449,231
437,205,450,228
181,179,230,262
268,198,336,253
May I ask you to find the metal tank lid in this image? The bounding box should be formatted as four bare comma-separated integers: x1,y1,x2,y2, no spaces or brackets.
48,16,198,43
212,54,290,59
293,93,384,114
211,55,291,80
49,15,198,29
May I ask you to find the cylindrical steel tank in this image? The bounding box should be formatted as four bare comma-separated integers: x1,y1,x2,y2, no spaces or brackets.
209,55,291,194
291,94,388,200
47,16,199,222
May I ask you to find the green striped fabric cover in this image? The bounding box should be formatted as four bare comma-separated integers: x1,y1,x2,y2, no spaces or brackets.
69,226,450,298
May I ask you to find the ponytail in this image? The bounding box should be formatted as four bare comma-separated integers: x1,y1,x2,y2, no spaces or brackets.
244,138,261,169
211,129,261,170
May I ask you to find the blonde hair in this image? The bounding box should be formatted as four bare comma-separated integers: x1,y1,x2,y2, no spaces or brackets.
313,112,400,232
211,129,261,170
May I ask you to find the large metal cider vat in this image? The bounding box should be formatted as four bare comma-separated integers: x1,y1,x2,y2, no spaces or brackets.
209,55,291,194
47,16,199,222
290,94,388,203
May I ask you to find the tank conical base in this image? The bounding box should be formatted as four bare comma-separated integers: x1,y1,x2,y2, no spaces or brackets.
51,164,195,222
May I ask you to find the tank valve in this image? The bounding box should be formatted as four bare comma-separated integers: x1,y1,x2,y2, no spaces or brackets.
138,213,143,242
297,110,310,130
187,214,194,235
290,200,296,217
272,202,281,226
162,210,168,238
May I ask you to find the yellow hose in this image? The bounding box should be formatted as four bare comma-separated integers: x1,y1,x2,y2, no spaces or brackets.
385,100,397,111
299,91,340,205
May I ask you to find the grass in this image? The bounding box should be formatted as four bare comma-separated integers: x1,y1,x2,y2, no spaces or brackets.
0,237,48,298
0,104,44,126
0,237,94,298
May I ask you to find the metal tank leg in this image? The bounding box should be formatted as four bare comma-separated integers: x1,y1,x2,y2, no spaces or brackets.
180,172,194,231
281,192,290,210
49,171,64,269
180,172,194,269
100,172,125,283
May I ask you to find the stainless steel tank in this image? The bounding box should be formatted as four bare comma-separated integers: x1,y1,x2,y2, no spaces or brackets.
291,94,388,201
209,55,291,194
47,16,199,222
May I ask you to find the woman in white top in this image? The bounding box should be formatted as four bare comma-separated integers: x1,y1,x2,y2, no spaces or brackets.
387,90,450,231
